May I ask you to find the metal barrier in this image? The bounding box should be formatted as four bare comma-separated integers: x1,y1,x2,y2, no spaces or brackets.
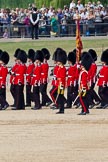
0,23,108,38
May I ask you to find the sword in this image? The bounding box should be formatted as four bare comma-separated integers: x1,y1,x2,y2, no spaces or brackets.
55,85,64,105
55,93,59,104
72,95,79,107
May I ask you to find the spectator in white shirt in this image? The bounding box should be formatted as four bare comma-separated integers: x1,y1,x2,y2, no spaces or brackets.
97,1,103,8
0,9,4,18
48,6,54,17
77,1,84,11
80,9,88,23
70,0,76,9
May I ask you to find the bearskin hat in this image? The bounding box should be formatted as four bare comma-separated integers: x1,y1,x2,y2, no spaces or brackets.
0,49,2,55
101,49,108,65
73,48,82,61
73,48,76,54
14,48,21,58
68,51,76,65
17,50,27,63
41,48,50,60
81,51,88,60
81,52,93,71
56,48,67,65
52,48,60,61
88,49,97,61
0,51,10,64
34,50,44,62
28,49,35,62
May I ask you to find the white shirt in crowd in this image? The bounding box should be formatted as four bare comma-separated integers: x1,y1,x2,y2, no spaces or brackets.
70,1,76,9
77,3,84,11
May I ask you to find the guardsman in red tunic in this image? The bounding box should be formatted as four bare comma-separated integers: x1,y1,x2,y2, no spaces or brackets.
80,52,95,108
50,64,59,109
40,48,52,106
65,51,78,108
78,52,93,115
9,48,21,107
96,49,108,109
55,48,67,114
88,49,101,108
0,51,10,110
71,49,81,108
31,50,44,110
12,50,27,110
50,49,59,109
25,49,35,107
0,49,7,101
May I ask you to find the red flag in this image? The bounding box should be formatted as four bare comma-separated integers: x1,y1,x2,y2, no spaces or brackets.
76,19,83,63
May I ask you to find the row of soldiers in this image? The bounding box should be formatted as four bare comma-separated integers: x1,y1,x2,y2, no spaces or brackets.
0,47,108,114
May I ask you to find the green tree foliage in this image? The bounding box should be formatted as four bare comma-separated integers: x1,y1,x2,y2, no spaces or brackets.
0,0,34,8
0,0,107,8
35,0,51,8
35,0,107,8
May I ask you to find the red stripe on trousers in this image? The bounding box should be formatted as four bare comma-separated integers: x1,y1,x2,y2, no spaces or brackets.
80,96,87,112
50,86,58,105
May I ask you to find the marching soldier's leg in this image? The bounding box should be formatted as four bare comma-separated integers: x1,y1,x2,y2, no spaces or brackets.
50,86,58,105
86,89,95,108
56,94,65,114
98,86,108,109
66,86,72,108
10,84,15,106
12,85,25,110
74,84,80,108
20,85,25,109
26,84,32,106
40,83,52,106
32,85,41,110
0,88,9,110
79,94,89,115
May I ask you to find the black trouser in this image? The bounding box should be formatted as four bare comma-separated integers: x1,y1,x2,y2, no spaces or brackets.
89,83,101,103
67,85,78,106
3,87,6,100
0,88,8,107
26,84,32,105
10,84,15,105
74,84,80,105
98,86,108,104
57,94,66,113
33,85,41,108
15,84,25,109
31,24,39,39
80,91,89,113
50,86,58,105
40,83,52,105
86,89,95,106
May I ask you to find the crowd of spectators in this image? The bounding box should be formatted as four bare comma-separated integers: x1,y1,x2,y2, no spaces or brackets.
0,1,108,38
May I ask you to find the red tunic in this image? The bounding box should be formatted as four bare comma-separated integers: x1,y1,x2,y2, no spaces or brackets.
97,65,108,86
78,68,89,90
31,64,42,86
0,65,8,88
10,63,19,84
14,63,27,85
26,63,35,84
88,63,97,86
51,65,59,86
41,62,49,83
67,64,78,86
56,66,66,87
